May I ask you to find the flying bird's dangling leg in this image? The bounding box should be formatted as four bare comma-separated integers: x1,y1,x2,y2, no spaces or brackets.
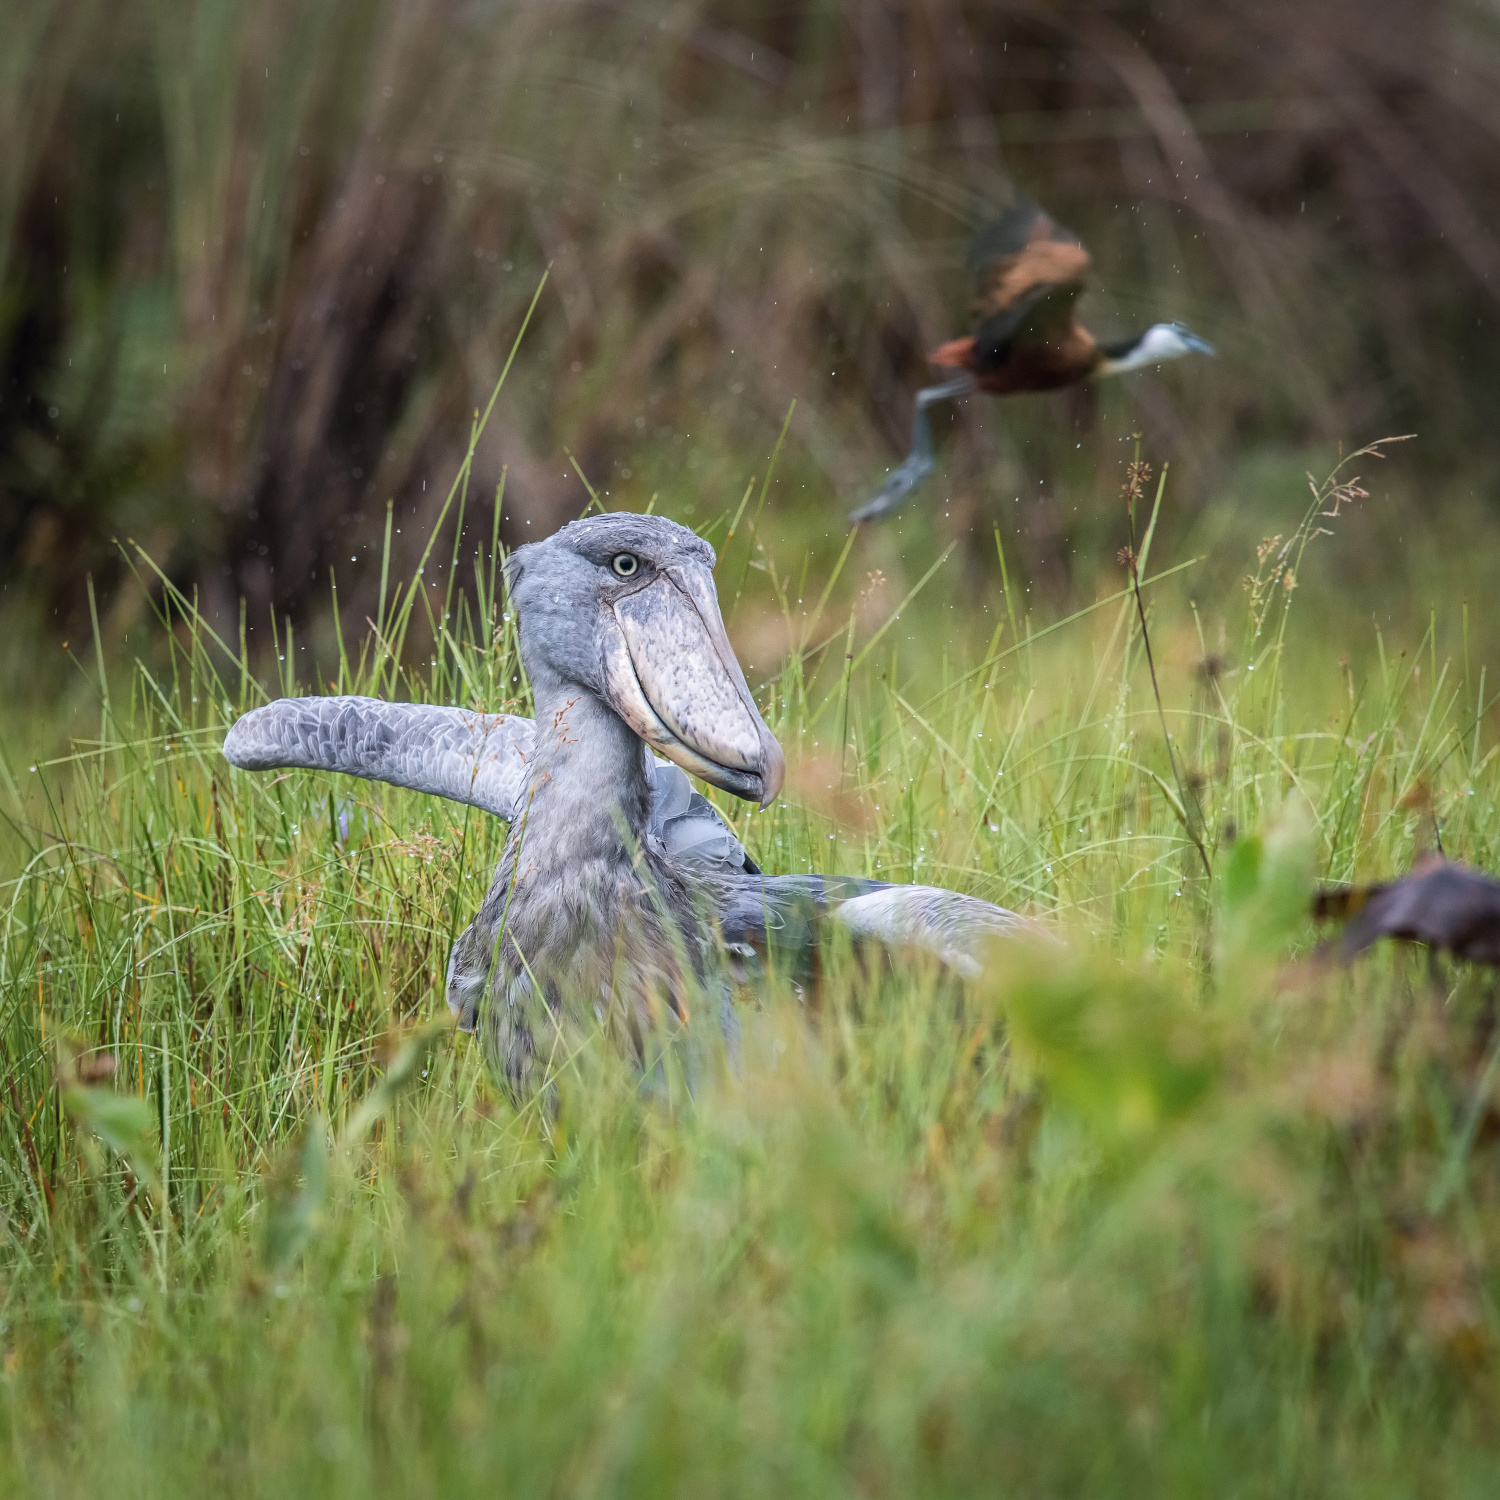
850,374,975,523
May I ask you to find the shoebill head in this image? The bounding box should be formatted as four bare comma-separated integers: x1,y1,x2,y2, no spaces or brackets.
504,513,785,808
1096,321,1216,377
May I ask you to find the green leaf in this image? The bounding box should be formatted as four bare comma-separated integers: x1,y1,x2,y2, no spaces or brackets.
263,1114,329,1273
343,1016,454,1144
998,956,1218,1142
62,1085,162,1194
1216,799,1315,962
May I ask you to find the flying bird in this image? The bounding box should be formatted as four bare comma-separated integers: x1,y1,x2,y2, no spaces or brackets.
224,514,1035,1090
1313,857,1500,965
853,196,1215,522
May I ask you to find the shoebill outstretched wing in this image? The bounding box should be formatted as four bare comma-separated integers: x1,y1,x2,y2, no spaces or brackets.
223,695,757,873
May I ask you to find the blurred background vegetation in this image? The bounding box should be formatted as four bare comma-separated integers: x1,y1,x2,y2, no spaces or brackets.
4,0,1500,706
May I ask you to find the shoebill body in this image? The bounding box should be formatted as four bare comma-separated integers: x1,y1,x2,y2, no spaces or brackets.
853,197,1215,522
224,514,1033,1091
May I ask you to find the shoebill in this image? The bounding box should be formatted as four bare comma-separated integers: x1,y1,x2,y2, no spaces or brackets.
223,514,1033,1090
853,196,1216,522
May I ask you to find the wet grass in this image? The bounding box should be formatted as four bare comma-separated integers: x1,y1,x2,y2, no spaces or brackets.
4,425,1500,1495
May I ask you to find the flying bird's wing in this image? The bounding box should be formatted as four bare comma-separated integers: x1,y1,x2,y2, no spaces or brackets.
223,695,758,872
223,696,536,820
1314,860,1500,964
967,198,1092,360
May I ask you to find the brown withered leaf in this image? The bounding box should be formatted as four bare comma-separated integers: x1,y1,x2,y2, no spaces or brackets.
729,606,799,677
1291,1046,1382,1127
783,753,877,834
74,1052,119,1086
1392,1226,1491,1365
1313,857,1500,964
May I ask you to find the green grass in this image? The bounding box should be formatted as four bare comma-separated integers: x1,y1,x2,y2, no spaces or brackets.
4,427,1500,1496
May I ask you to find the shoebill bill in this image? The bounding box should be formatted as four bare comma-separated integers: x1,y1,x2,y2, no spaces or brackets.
852,196,1215,522
224,514,1035,1091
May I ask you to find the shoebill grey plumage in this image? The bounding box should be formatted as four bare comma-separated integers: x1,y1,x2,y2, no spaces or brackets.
853,196,1215,522
224,514,1033,1089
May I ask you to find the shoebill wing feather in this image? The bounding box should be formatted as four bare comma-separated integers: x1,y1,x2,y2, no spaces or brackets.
224,695,756,871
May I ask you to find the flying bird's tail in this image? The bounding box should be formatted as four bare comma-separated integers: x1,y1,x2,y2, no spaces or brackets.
928,336,977,369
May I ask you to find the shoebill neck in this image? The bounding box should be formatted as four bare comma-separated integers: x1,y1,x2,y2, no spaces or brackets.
516,666,653,857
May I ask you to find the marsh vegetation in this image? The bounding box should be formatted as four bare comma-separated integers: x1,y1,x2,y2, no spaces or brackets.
5,413,1500,1491
7,2,1500,1491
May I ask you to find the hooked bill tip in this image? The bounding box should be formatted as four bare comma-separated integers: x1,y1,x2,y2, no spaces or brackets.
758,735,786,809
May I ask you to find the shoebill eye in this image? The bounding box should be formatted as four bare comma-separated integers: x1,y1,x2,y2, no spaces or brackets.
611,553,639,578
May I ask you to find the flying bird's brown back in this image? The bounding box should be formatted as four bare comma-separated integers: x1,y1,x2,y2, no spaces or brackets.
931,198,1098,393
